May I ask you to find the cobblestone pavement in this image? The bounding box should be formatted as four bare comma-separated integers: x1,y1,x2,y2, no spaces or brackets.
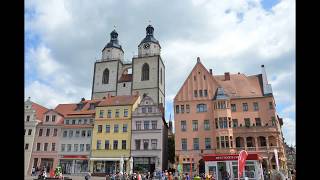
25,175,107,180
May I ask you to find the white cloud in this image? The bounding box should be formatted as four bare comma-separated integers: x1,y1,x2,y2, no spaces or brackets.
282,117,295,146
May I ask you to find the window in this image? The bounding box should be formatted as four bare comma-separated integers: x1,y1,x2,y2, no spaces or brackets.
205,138,211,149
142,107,146,113
197,104,207,112
74,144,78,152
186,104,190,113
102,68,109,84
107,110,112,118
143,139,149,150
26,115,30,122
87,130,91,137
61,144,65,152
122,140,126,150
215,118,218,129
46,129,50,136
28,129,32,135
175,105,180,114
245,118,251,127
115,109,120,118
24,129,26,135
160,68,163,84
181,121,187,131
223,117,228,128
231,104,236,112
135,140,141,150
89,103,95,110
106,125,110,133
86,144,90,151
204,120,210,130
82,130,86,137
255,118,261,126
204,75,206,80
142,63,149,81
75,130,80,137
123,83,126,87
99,110,104,118
216,137,220,149
151,139,157,150
52,115,56,122
113,140,118,150
84,119,88,124
232,119,238,128
181,105,185,113
243,103,248,111
25,143,29,150
105,140,110,150
90,119,94,124
253,102,259,111
123,124,128,132
192,120,198,131
124,109,128,117
220,136,225,148
98,125,102,133
69,130,73,137
44,143,48,151
199,90,203,97
272,116,276,126
80,144,84,151
66,120,70,124
114,124,119,133
225,136,229,148
269,102,274,109
193,138,199,150
63,131,67,137
72,120,76,124
194,90,198,97
45,115,49,122
78,119,82,124
148,107,152,113
194,76,196,81
136,121,141,130
218,101,226,109
37,143,41,151
181,138,187,151
152,121,157,129
51,143,56,151
144,121,150,130
52,128,57,136
97,140,101,150
230,136,233,147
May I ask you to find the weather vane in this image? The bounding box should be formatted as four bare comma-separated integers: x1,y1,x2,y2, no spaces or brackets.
114,25,116,30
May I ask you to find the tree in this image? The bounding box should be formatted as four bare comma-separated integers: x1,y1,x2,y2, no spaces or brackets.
168,136,175,164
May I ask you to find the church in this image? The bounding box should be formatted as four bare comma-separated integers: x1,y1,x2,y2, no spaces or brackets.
91,24,165,108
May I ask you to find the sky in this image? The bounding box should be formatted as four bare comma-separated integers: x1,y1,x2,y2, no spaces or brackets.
25,0,295,146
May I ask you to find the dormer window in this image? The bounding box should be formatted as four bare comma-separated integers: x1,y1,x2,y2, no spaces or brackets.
76,103,84,111
89,103,95,110
45,115,49,122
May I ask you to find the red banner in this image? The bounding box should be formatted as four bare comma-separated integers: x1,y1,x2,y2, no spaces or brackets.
238,150,248,180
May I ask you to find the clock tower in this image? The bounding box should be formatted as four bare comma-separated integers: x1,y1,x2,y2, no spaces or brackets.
132,24,165,108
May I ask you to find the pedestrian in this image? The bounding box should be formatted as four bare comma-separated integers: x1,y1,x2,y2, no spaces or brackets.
222,170,230,180
185,173,190,180
85,172,91,180
31,166,35,176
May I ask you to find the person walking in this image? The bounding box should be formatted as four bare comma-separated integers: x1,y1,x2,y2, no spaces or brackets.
85,172,91,180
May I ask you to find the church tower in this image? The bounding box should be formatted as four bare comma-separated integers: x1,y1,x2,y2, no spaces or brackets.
91,29,124,99
132,24,165,108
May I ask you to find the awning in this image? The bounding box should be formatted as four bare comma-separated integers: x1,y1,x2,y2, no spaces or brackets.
60,155,89,160
90,157,129,161
203,153,263,161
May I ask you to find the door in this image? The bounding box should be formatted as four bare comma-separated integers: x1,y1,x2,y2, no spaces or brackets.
217,162,227,180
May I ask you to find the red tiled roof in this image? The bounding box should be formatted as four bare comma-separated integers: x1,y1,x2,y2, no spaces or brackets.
62,125,94,128
98,95,139,106
118,74,133,83
55,99,102,117
31,102,49,121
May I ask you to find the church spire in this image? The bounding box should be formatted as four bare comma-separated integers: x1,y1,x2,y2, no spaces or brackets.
139,24,160,47
102,29,123,52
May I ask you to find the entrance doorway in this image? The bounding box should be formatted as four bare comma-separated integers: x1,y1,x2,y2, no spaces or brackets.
198,159,205,175
40,158,54,172
217,162,227,180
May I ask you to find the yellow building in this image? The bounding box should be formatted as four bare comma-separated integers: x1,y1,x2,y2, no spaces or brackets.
90,95,140,175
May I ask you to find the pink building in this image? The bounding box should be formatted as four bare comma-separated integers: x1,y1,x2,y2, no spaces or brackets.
174,58,286,177
29,109,64,174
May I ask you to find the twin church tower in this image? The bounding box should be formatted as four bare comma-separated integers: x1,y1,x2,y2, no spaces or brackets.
91,25,165,107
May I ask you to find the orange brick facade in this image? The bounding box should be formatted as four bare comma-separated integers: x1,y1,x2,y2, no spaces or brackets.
174,58,286,174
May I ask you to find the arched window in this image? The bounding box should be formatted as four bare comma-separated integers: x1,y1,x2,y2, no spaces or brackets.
141,63,149,81
102,68,109,84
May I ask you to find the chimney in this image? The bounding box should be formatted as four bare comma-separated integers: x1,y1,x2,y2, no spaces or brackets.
224,72,230,81
209,69,212,75
197,57,200,62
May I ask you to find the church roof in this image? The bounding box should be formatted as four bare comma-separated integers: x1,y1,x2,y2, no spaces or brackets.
118,74,133,83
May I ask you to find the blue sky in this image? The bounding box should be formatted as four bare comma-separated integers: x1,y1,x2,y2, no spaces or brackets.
25,0,295,145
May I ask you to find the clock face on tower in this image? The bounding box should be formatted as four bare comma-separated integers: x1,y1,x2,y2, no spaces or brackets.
143,43,150,49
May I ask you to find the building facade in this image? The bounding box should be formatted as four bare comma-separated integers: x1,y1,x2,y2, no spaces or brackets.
56,99,101,175
131,95,168,173
174,58,287,176
24,97,48,175
90,95,140,175
29,109,64,174
91,25,165,107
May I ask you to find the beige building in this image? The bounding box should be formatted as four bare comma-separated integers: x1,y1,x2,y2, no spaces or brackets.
174,58,287,177
91,25,165,107
24,97,48,175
